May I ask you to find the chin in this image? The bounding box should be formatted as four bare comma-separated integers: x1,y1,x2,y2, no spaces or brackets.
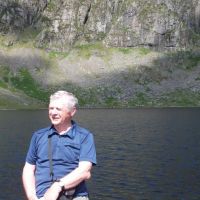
51,120,61,125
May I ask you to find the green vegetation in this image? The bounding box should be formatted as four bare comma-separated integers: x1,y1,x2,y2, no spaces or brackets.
104,97,120,107
127,89,200,107
0,80,8,88
128,92,151,107
0,66,10,88
0,66,49,103
70,88,200,108
158,50,200,70
0,40,200,109
118,48,132,54
138,2,156,21
0,27,40,49
74,42,106,59
157,89,200,107
0,98,23,109
48,50,69,59
58,85,121,108
18,27,40,43
10,68,50,102
0,0,199,110
73,43,152,62
137,47,151,55
72,87,99,107
46,0,57,12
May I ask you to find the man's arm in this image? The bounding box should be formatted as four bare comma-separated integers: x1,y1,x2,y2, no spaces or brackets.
61,161,92,189
22,162,38,200
44,161,92,200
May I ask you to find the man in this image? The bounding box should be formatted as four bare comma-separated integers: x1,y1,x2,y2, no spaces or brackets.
22,91,97,200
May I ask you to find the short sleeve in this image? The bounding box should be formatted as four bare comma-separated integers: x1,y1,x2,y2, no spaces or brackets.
25,133,37,165
79,133,97,165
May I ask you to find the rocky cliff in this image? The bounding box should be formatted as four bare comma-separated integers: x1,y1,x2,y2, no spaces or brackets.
0,0,199,50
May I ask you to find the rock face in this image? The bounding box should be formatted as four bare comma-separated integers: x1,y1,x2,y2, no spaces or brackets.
0,0,199,50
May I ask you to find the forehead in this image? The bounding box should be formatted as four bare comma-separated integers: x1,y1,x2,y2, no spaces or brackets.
49,98,66,108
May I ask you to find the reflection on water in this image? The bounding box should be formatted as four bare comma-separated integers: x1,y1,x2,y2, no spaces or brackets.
0,108,200,200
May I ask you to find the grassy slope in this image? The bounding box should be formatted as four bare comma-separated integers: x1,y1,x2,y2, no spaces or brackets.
0,34,200,109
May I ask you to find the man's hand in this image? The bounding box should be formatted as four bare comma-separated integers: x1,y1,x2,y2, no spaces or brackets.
43,182,62,200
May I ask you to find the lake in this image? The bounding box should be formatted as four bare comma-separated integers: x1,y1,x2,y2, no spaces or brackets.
0,108,200,200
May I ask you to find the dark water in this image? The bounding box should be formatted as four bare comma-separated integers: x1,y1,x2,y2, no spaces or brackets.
0,108,200,200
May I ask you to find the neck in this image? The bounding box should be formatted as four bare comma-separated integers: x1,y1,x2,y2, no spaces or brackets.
55,121,72,135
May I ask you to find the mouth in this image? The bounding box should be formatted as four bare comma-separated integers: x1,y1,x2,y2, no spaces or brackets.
51,118,60,125
50,115,60,121
52,117,59,120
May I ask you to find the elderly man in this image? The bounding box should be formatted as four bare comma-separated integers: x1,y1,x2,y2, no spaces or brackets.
22,91,97,200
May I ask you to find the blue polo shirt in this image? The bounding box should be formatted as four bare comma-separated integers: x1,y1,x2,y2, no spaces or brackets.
26,121,96,198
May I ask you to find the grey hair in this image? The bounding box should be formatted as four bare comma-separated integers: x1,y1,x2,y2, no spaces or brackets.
50,90,78,110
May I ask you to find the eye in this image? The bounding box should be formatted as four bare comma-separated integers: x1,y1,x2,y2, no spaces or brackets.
49,107,53,110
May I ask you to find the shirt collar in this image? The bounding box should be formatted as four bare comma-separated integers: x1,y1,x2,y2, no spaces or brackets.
48,120,76,139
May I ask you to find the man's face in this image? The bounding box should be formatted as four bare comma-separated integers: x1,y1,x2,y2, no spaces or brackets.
48,98,75,127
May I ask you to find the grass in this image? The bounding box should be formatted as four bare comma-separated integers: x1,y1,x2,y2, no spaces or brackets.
157,89,200,107
0,95,45,110
163,50,200,70
137,47,152,55
109,46,152,59
0,27,40,49
128,92,152,107
0,98,23,109
72,42,153,66
118,48,132,54
104,96,120,107
58,84,122,107
49,83,99,107
48,50,69,59
46,0,57,12
0,36,200,109
1,71,200,108
126,89,200,107
0,66,12,89
18,27,40,43
0,80,8,88
74,42,106,59
10,68,50,102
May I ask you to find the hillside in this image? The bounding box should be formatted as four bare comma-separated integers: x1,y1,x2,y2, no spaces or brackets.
0,40,200,108
0,0,200,108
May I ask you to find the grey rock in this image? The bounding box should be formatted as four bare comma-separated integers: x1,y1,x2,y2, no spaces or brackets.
0,0,199,50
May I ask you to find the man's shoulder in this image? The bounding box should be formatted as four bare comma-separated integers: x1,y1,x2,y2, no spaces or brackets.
76,124,93,141
33,126,51,136
75,124,92,137
74,124,95,146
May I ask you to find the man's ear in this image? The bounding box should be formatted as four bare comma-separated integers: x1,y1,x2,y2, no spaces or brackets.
70,107,77,117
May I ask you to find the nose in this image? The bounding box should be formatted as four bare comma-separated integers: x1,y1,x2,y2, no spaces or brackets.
49,107,58,115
